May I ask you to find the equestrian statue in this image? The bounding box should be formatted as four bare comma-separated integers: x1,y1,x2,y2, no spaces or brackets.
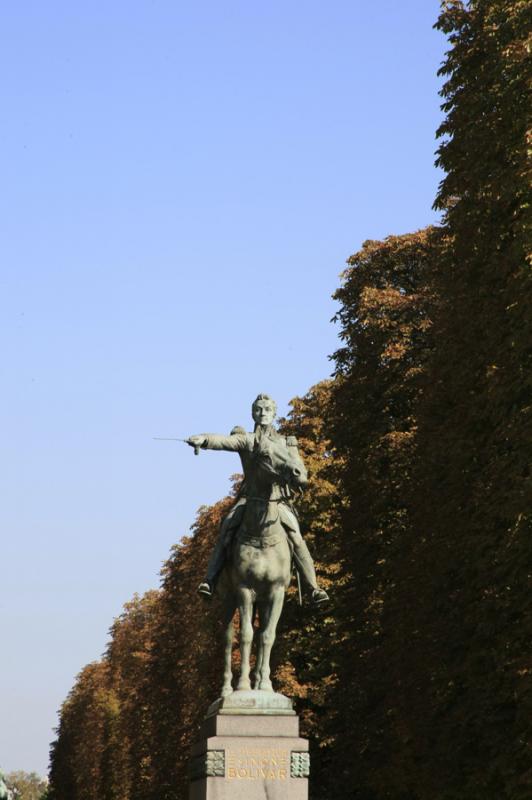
186,393,328,698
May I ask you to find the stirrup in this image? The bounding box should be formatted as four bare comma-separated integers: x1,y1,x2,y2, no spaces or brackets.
197,581,213,600
311,588,329,606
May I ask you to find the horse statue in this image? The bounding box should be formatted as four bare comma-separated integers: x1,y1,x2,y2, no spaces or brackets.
185,393,328,704
216,435,308,697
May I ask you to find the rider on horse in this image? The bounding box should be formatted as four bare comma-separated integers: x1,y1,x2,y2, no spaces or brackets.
188,393,329,606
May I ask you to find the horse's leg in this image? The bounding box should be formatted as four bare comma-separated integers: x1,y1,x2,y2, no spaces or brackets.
236,588,254,691
257,586,285,692
253,601,266,690
221,595,236,697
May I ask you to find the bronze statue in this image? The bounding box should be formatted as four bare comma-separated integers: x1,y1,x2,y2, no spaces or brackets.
187,393,328,696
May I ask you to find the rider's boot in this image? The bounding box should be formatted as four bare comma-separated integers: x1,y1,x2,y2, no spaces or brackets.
197,527,229,600
197,580,214,600
197,511,243,600
292,538,329,606
311,587,329,605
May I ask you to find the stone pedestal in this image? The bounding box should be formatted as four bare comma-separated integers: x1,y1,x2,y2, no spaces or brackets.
189,690,309,799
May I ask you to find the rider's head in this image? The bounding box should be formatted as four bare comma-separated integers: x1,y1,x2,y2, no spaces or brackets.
252,393,277,427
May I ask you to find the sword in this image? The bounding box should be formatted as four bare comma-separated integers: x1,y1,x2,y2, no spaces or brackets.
152,437,201,455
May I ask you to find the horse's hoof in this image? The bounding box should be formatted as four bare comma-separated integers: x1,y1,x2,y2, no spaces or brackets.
221,686,233,698
258,680,273,692
236,680,251,691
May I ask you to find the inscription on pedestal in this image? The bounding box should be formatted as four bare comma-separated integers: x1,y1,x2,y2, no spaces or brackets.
226,747,289,781
189,707,309,798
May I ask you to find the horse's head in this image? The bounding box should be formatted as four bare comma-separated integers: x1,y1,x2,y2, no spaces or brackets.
255,438,308,491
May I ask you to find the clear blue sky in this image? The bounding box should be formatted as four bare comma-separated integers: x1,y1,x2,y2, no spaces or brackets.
1,1,445,776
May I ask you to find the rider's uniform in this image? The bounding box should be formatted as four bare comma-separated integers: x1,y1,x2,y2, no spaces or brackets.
200,425,320,592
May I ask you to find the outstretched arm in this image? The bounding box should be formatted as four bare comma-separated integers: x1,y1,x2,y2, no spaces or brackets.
187,432,248,452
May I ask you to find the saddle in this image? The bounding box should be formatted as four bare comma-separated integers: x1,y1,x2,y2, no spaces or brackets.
230,502,295,554
225,506,300,602
236,525,288,550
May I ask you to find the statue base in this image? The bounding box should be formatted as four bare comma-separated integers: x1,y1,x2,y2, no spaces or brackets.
189,690,309,799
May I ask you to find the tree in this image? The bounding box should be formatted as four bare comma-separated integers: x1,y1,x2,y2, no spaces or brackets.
48,661,116,800
402,2,532,797
322,1,532,796
104,591,161,800
5,772,48,800
145,495,235,800
328,229,439,798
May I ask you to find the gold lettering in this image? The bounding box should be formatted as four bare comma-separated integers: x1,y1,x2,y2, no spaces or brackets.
224,749,291,781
